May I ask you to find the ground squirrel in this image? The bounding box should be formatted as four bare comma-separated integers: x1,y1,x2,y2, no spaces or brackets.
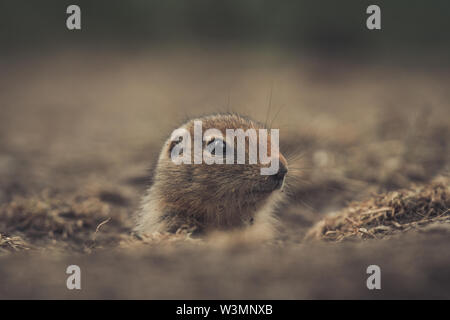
134,113,288,236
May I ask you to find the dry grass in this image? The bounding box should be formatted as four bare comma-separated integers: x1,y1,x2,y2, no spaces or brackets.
307,177,450,241
0,189,132,252
0,234,32,255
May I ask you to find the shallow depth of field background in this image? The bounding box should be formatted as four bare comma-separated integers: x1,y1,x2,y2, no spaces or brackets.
0,0,449,298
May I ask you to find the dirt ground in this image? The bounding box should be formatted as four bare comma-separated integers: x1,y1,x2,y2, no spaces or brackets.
0,48,449,299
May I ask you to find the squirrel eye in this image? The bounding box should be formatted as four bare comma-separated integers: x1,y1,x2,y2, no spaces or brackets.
168,136,183,154
207,138,226,156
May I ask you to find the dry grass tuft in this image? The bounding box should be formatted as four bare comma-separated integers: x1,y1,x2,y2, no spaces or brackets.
0,234,32,255
0,189,133,252
306,176,450,242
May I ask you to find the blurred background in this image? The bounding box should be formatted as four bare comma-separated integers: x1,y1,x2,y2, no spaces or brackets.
1,0,450,61
0,0,449,299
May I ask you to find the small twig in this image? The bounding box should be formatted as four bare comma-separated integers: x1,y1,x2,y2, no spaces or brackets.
95,217,111,234
361,207,393,216
89,217,112,247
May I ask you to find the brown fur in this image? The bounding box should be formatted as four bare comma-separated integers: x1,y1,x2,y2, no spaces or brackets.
134,113,288,236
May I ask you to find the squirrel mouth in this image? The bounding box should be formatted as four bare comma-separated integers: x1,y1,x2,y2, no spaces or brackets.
252,177,286,194
274,177,285,190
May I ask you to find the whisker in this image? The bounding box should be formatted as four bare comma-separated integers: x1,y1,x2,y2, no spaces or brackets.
269,103,285,129
264,81,274,129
